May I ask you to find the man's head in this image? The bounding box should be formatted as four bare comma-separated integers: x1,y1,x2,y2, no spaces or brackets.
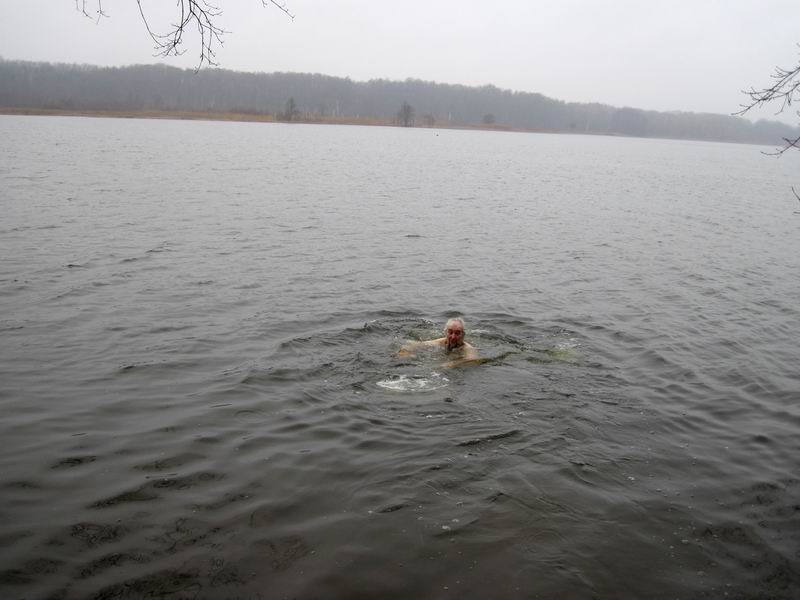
443,317,466,352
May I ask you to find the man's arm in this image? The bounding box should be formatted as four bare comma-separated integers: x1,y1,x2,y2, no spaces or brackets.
395,338,445,358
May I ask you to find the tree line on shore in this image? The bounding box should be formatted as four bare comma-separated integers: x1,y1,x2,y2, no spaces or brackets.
0,57,796,146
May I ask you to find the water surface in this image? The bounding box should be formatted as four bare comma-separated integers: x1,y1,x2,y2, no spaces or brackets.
1,115,799,598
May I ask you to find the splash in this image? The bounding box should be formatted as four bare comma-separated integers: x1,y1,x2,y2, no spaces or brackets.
376,372,449,392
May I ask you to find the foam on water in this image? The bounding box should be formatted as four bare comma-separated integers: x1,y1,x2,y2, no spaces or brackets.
376,371,449,392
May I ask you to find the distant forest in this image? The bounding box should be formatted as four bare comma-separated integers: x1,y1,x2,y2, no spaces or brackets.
1,57,797,146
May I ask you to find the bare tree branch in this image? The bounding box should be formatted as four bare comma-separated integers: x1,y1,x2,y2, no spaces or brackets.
737,63,800,117
762,133,800,156
78,1,293,70
736,44,800,168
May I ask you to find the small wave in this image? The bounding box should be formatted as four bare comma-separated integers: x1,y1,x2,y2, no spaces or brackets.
116,360,198,374
146,242,173,254
456,429,520,447
51,456,97,470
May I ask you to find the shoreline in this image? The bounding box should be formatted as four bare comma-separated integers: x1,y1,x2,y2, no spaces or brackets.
0,107,770,147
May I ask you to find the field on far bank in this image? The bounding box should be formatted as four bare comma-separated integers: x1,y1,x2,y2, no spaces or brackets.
0,107,521,132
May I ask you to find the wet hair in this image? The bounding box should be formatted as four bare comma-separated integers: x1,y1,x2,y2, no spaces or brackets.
444,317,465,334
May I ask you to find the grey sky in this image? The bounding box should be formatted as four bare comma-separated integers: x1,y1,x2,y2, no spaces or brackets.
2,1,798,123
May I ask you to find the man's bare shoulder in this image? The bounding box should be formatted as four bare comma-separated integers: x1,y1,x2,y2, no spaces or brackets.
462,342,478,359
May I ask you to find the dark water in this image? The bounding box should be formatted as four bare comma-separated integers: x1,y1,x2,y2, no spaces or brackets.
1,115,799,599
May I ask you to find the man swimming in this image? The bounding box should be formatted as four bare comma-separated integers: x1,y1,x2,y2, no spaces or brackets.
397,317,479,365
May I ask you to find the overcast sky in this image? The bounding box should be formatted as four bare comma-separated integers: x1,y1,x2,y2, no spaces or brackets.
2,1,798,123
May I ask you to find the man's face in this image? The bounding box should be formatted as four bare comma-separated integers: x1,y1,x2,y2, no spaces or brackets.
445,323,465,352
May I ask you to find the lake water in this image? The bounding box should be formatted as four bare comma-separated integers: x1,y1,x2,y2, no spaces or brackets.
1,115,799,599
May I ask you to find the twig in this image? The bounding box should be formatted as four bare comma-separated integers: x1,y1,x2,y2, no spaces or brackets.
75,0,107,22
263,0,295,20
